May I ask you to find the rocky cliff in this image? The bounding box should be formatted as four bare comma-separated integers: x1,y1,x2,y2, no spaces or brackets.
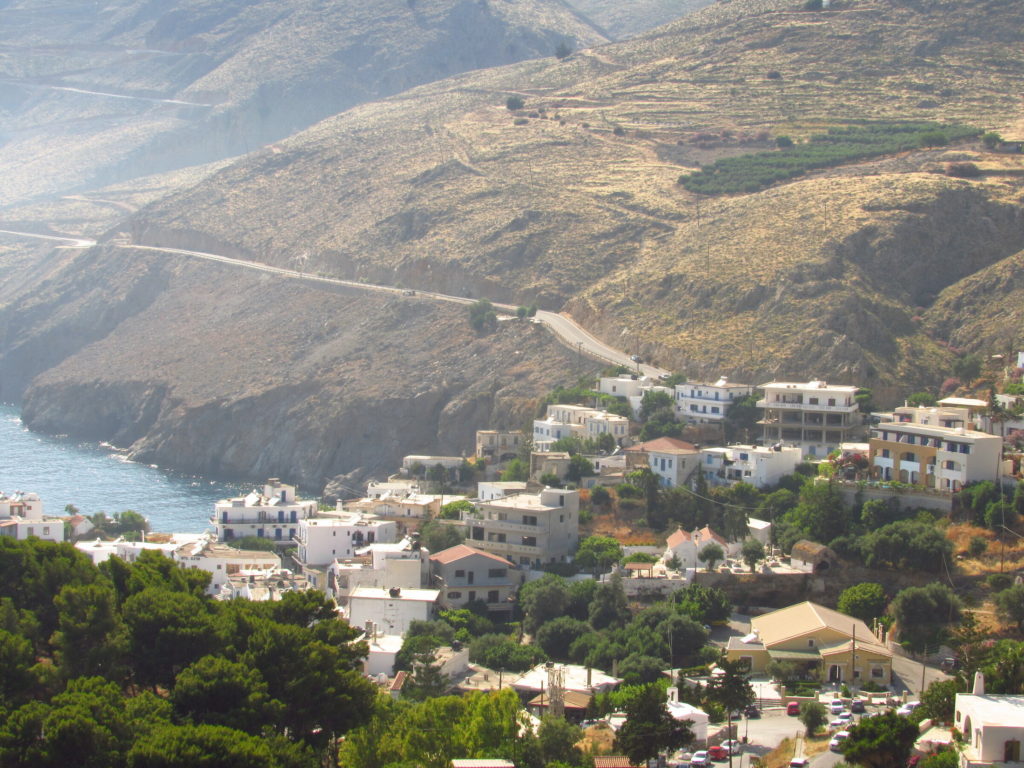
7,244,593,489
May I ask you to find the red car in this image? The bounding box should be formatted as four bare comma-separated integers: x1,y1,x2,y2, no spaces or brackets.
787,701,801,716
708,745,729,761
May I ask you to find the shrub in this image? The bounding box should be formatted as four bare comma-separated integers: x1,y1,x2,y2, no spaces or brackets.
765,70,782,80
982,131,1002,148
987,573,1012,592
514,117,529,126
776,135,794,148
946,162,980,177
506,96,524,111
612,126,625,136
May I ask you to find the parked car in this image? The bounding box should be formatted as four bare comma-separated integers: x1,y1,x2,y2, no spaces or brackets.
707,745,728,761
720,740,742,755
897,701,921,717
789,759,810,768
829,716,850,730
829,731,850,752
941,657,959,672
851,699,866,714
787,701,801,716
829,699,845,715
630,354,643,363
744,704,761,718
690,751,710,767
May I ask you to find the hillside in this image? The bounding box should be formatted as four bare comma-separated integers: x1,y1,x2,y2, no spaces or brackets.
3,0,1024,487
0,0,608,206
564,0,715,39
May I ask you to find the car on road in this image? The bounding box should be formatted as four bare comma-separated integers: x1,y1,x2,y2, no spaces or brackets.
744,704,760,718
402,289,416,296
850,699,866,714
707,745,728,761
630,354,642,363
689,751,710,767
787,701,801,716
897,701,921,717
829,699,845,714
829,731,850,752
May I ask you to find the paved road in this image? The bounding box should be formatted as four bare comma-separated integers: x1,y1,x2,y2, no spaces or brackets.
0,228,670,376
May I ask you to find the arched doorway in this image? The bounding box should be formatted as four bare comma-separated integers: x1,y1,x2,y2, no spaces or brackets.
829,665,842,683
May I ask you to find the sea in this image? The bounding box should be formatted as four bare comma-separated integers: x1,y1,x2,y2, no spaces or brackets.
0,403,246,533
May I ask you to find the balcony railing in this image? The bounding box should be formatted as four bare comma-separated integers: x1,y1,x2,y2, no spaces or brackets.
756,399,857,412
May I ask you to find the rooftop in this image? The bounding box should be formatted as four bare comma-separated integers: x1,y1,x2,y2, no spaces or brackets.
751,601,881,651
349,586,440,602
760,380,859,392
429,544,513,567
955,694,1024,725
625,437,698,454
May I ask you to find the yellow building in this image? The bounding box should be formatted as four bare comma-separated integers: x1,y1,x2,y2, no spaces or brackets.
726,601,892,686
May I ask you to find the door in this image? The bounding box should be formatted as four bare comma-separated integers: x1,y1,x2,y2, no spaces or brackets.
829,665,842,683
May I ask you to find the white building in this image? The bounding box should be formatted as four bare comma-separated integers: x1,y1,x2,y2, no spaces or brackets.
402,455,464,471
869,406,1004,491
954,692,1024,765
348,492,461,519
675,377,754,424
699,444,802,489
295,512,398,567
533,404,628,451
215,569,313,601
429,544,517,616
463,487,580,567
0,492,66,543
477,482,528,501
327,544,427,601
663,525,737,570
666,688,710,743
625,437,699,488
512,663,621,696
758,380,862,458
362,632,405,677
346,586,439,636
597,375,648,401
211,478,317,545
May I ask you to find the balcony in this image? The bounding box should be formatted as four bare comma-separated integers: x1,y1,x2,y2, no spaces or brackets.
757,399,857,413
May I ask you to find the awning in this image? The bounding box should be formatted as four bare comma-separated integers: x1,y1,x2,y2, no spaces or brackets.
767,648,821,661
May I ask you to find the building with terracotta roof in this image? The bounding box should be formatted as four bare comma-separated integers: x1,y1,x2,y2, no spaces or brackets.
429,544,518,615
663,524,739,569
725,601,892,685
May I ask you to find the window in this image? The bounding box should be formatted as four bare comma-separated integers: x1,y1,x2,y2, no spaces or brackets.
523,515,537,526
487,590,499,603
468,591,476,602
522,536,537,547
455,569,465,578
807,639,816,648
828,398,836,406
489,568,507,578
809,397,819,405
871,667,884,678
43,527,50,535
881,449,890,459
448,591,462,599
739,453,748,461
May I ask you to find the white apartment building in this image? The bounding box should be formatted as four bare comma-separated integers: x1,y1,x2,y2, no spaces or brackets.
463,487,580,567
175,538,282,593
758,380,861,457
869,406,1003,491
402,455,464,471
675,377,754,423
346,586,439,636
429,544,517,616
624,437,699,489
0,492,65,543
700,444,802,489
211,478,317,545
533,404,628,451
294,512,398,567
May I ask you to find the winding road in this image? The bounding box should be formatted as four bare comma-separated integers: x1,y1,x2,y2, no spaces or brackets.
0,229,669,377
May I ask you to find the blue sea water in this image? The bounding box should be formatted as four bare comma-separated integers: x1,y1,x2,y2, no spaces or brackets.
0,403,246,532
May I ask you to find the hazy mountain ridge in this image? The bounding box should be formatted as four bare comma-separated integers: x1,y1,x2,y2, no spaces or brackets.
0,0,609,205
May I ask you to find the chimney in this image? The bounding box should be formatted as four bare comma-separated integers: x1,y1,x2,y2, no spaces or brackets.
972,671,985,695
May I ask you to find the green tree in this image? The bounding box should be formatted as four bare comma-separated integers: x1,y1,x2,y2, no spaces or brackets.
518,574,570,633
439,499,475,520
837,583,887,625
890,583,961,653
982,131,1002,148
172,656,282,734
566,454,595,484
574,535,623,573
589,572,630,630
842,711,918,768
468,300,498,332
616,684,693,765
590,485,611,509
799,700,827,736
538,714,584,765
127,723,280,768
123,588,215,690
0,629,37,706
52,582,126,680
952,354,983,383
618,653,669,685
705,657,754,747
404,648,452,701
741,538,764,572
500,457,529,482
995,583,1024,631
674,584,731,624
697,542,724,572
536,617,590,661
419,520,465,554
920,679,959,722
469,633,545,672
907,392,936,407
